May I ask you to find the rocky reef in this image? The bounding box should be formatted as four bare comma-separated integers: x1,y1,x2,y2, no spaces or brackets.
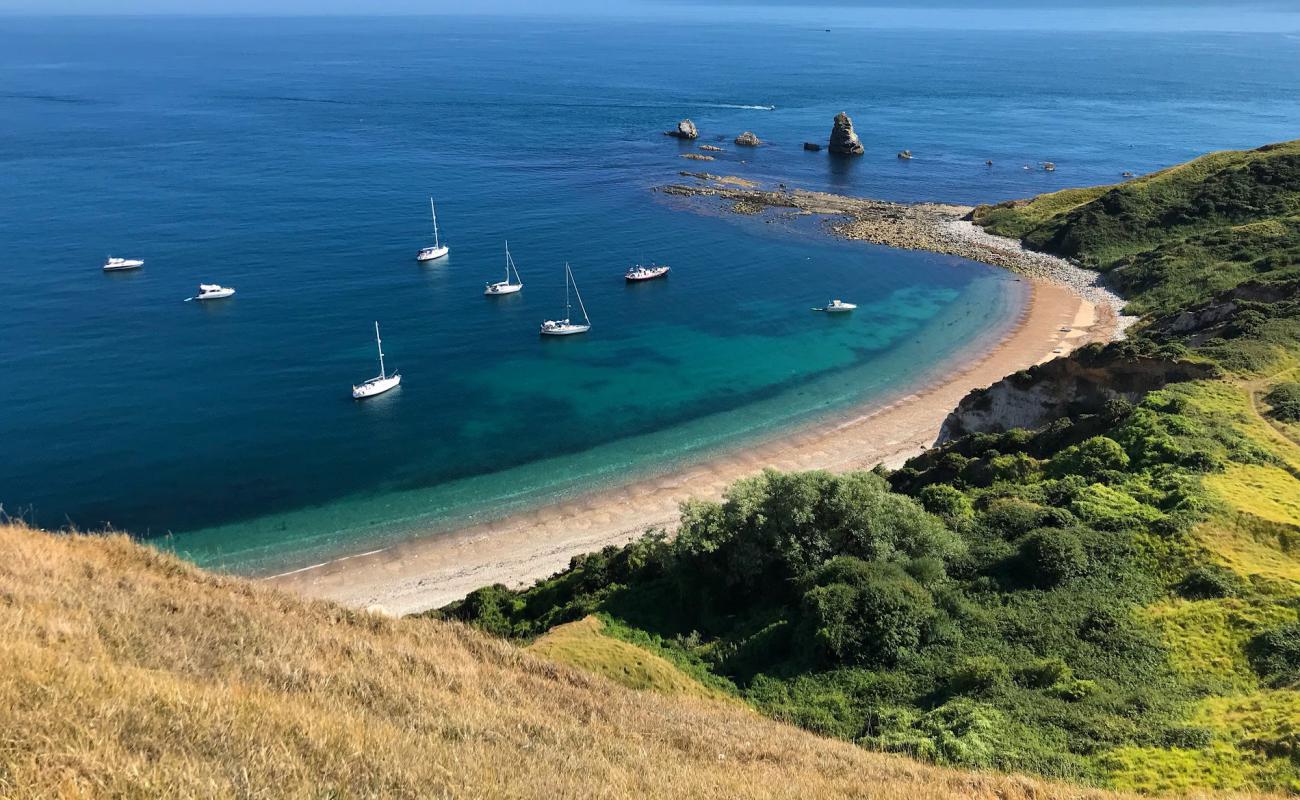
665,119,698,140
735,131,761,147
803,142,822,152
828,112,864,155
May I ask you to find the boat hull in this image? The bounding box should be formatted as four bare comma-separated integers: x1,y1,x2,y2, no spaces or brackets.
625,267,670,282
195,289,235,300
485,282,522,295
416,246,449,262
540,322,590,336
103,261,143,271
352,374,401,399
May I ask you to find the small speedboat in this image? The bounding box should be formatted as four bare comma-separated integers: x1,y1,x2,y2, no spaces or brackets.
813,299,856,313
103,256,144,272
352,321,401,399
188,284,235,301
540,262,591,336
625,263,670,282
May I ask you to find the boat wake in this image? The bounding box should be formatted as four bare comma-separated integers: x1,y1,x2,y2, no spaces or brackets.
714,103,776,110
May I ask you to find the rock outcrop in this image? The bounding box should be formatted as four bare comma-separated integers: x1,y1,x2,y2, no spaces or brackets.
735,131,761,147
803,142,822,152
828,112,864,155
665,119,698,140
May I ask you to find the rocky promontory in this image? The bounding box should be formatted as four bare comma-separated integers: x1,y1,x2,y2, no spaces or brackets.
828,112,864,155
665,119,698,140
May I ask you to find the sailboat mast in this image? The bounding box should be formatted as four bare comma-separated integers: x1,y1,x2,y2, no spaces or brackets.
374,321,386,380
505,240,511,282
564,262,572,319
430,197,440,249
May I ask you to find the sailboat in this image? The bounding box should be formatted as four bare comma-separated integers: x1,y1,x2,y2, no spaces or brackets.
485,241,523,295
352,321,402,399
416,197,449,262
540,262,591,336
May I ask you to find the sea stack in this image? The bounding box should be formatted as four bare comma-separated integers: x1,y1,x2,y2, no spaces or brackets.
665,119,699,140
828,112,864,155
735,131,761,147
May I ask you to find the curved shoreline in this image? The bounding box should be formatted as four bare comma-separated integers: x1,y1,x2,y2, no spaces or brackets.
269,269,1113,615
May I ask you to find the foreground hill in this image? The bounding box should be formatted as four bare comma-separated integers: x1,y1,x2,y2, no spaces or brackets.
0,523,1153,799
445,142,1300,792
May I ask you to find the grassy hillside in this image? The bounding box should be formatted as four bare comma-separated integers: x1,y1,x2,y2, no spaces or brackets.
0,523,1158,799
445,142,1300,793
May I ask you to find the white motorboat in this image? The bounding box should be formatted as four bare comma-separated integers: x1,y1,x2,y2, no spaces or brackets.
485,241,523,295
813,299,856,313
540,262,591,336
416,197,449,262
625,263,670,282
188,283,236,301
352,321,402,399
103,256,144,272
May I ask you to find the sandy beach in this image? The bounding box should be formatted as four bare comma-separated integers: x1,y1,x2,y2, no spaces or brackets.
271,272,1116,616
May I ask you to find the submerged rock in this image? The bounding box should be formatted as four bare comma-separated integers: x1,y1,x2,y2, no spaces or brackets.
803,142,822,152
665,119,698,140
897,150,913,160
828,112,864,155
681,153,714,161
699,144,724,152
735,131,761,147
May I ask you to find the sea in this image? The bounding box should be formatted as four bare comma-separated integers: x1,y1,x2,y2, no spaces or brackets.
2,10,1297,575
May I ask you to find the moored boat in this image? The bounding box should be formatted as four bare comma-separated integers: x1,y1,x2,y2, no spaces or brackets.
485,241,523,295
103,256,144,272
540,262,591,336
352,321,402,399
188,283,236,301
813,299,856,313
416,197,449,262
625,263,670,282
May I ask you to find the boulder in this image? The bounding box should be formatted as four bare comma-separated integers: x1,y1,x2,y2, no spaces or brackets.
665,119,698,140
734,131,761,147
828,112,864,155
803,142,822,152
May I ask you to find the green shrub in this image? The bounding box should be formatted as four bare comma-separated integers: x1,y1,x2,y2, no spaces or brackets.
948,656,1010,696
1175,565,1245,600
1017,657,1073,689
1247,622,1300,687
1263,382,1300,422
800,558,935,666
1049,436,1131,480
1018,528,1089,587
918,484,974,528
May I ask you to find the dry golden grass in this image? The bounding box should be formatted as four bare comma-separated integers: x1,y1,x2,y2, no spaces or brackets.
0,523,1185,800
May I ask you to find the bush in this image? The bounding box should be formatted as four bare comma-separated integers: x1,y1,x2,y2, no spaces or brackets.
1175,564,1244,600
1017,657,1073,689
918,484,974,528
1263,382,1300,422
1049,436,1131,480
1247,622,1300,687
949,656,1010,695
1018,528,1089,587
800,558,936,666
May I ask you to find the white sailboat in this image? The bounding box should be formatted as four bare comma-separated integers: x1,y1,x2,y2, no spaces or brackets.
416,197,449,262
540,262,590,336
485,241,523,295
352,321,402,399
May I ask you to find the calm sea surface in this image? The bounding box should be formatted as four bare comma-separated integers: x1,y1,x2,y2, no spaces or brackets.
2,14,1297,573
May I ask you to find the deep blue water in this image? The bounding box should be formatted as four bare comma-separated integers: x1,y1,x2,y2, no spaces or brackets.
2,15,1297,573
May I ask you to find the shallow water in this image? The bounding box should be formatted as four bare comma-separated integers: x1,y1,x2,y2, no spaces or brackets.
1,15,1296,572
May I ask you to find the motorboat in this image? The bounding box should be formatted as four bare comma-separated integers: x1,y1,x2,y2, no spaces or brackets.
485,241,523,295
813,299,856,313
103,256,144,272
540,262,591,336
352,321,402,399
416,197,449,262
188,284,235,301
625,263,670,282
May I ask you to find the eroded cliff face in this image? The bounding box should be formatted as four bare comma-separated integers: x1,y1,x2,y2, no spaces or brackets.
938,344,1219,442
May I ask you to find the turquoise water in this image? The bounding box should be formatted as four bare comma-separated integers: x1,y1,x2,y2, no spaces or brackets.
2,14,1297,574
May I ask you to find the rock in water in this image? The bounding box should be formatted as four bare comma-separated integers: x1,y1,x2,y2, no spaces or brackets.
735,131,761,147
665,119,698,140
803,142,823,151
828,112,864,155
